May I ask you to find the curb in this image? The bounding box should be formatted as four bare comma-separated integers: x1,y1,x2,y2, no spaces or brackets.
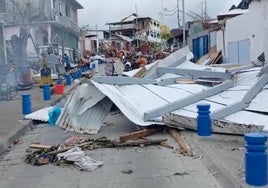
0,120,33,155
183,133,240,188
0,79,82,156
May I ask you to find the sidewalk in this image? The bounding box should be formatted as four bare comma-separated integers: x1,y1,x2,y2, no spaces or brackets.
0,81,80,155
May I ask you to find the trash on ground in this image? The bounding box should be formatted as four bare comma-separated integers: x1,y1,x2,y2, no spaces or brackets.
57,147,103,171
122,169,133,174
24,136,169,170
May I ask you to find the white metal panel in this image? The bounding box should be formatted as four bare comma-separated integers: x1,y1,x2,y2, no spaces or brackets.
178,60,227,72
238,39,251,64
247,89,268,113
25,107,53,122
228,41,239,63
143,84,194,103
166,84,207,93
93,82,165,126
206,90,248,105
225,111,268,128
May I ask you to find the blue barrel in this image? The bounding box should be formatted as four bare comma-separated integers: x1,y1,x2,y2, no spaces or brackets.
197,103,211,136
21,94,31,115
43,84,51,101
77,70,82,78
245,133,267,186
66,74,71,85
57,78,62,84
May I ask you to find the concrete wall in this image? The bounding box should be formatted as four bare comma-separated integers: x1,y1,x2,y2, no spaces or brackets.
218,1,268,63
4,26,36,58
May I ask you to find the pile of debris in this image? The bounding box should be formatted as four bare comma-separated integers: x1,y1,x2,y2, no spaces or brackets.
24,127,193,171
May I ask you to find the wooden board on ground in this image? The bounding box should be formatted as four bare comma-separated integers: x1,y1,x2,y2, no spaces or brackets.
119,129,159,142
29,144,52,149
168,129,193,156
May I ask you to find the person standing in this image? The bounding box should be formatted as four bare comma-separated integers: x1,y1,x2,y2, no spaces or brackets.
46,51,58,74
104,51,115,76
64,53,70,71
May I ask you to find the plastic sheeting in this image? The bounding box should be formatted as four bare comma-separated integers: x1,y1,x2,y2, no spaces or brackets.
57,147,103,171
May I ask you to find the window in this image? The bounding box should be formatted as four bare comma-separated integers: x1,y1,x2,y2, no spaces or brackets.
0,0,6,13
52,0,56,9
65,2,70,17
59,3,62,16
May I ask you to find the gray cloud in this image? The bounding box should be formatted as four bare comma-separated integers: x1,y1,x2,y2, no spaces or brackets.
77,0,241,30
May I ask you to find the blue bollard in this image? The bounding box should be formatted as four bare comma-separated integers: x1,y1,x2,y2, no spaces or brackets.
245,133,267,186
197,103,211,136
66,74,71,85
43,84,51,101
21,94,31,115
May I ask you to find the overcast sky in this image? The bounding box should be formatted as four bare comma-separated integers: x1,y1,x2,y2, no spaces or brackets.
76,0,241,30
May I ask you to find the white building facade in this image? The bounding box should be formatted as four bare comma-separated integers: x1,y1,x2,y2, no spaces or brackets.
216,0,268,64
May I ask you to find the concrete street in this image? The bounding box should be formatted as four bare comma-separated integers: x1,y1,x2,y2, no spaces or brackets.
0,113,224,188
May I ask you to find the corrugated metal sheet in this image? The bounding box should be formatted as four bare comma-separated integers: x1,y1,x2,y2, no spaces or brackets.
57,46,268,134
25,107,53,122
57,83,113,134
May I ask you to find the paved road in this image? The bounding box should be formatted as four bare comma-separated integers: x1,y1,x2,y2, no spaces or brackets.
0,113,223,188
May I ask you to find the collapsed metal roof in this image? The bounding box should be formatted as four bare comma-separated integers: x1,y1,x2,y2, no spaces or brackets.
57,47,268,134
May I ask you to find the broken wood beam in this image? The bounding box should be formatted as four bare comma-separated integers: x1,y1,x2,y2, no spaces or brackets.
141,137,174,149
133,66,147,78
47,141,93,155
118,138,167,147
169,129,193,156
29,144,52,150
119,129,160,142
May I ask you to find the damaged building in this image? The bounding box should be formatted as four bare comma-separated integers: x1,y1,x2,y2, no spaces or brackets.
0,0,83,63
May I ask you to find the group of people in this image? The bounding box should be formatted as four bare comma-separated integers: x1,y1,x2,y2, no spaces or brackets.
41,47,158,77
41,51,72,74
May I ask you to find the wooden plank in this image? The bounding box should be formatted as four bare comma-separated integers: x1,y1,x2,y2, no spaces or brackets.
133,67,147,78
141,137,174,149
119,129,159,142
175,78,196,84
168,128,193,156
118,139,167,147
29,144,52,150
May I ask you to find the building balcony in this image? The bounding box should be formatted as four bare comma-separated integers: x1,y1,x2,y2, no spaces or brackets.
53,15,80,34
109,23,136,31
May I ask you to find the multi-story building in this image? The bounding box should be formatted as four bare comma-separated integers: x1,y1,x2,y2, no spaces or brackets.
0,0,83,63
107,15,162,45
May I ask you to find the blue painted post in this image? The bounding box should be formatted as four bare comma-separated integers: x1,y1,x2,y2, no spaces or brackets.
43,84,51,101
66,74,71,86
197,103,211,136
21,94,31,115
245,133,267,186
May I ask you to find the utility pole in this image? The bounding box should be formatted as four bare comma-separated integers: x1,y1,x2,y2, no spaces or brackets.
177,0,180,28
135,4,139,48
182,0,186,46
204,0,207,20
161,0,164,24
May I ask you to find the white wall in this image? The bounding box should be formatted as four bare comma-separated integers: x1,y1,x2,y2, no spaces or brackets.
4,26,36,58
216,30,224,55
222,1,268,62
